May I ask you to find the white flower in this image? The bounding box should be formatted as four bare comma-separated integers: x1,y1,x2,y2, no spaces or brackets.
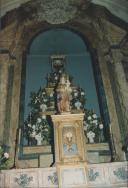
37,118,42,123
34,98,38,104
55,76,58,80
92,114,97,119
87,131,95,143
32,125,36,129
74,101,81,110
81,91,85,95
43,99,47,102
28,123,31,127
31,131,36,137
4,152,9,159
35,133,42,138
87,131,95,138
44,128,48,131
42,92,46,95
87,116,92,120
42,115,46,119
74,92,78,97
99,124,104,129
40,103,47,112
92,120,98,124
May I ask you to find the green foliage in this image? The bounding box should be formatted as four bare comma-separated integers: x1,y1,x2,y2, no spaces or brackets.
15,174,33,187
88,169,99,181
0,146,10,170
29,88,48,110
71,87,86,110
114,167,128,180
48,172,58,185
83,109,105,143
24,62,105,145
24,114,52,145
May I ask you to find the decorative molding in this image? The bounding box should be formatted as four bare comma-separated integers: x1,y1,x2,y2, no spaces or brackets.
1,0,128,23
88,169,99,181
37,0,77,24
14,174,33,187
3,65,14,145
37,0,90,24
113,167,128,180
48,172,58,185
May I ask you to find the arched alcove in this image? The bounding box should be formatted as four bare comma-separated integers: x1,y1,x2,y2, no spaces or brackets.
0,2,127,185
17,28,112,165
24,29,101,119
0,1,126,171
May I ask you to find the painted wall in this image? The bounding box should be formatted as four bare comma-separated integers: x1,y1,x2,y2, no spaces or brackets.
24,29,100,119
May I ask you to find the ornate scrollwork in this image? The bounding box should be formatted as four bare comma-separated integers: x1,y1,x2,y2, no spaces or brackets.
88,169,99,181
14,174,33,187
37,0,90,24
113,167,128,180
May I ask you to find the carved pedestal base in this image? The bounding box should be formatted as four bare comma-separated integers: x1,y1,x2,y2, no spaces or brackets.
51,113,87,187
51,113,87,165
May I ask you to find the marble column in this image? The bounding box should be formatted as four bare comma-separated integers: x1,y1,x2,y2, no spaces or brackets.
8,53,22,166
97,52,124,160
111,49,128,136
0,51,22,166
0,54,10,143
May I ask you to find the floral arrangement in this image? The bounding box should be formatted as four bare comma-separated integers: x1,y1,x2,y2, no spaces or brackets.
47,70,62,87
28,71,86,113
71,87,86,111
47,67,73,87
29,88,55,112
24,114,52,146
29,86,56,113
83,110,105,144
0,146,10,170
24,63,106,146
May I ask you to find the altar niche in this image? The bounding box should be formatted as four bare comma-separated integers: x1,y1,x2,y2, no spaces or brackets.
18,29,111,167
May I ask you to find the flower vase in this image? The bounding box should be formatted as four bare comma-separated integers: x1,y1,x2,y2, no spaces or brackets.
89,138,95,144
36,138,42,145
35,134,43,146
87,131,95,144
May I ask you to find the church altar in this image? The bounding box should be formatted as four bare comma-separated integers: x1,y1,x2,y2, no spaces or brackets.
1,55,127,188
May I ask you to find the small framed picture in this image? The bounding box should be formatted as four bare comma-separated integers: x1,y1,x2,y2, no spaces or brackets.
62,126,78,156
58,122,85,163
